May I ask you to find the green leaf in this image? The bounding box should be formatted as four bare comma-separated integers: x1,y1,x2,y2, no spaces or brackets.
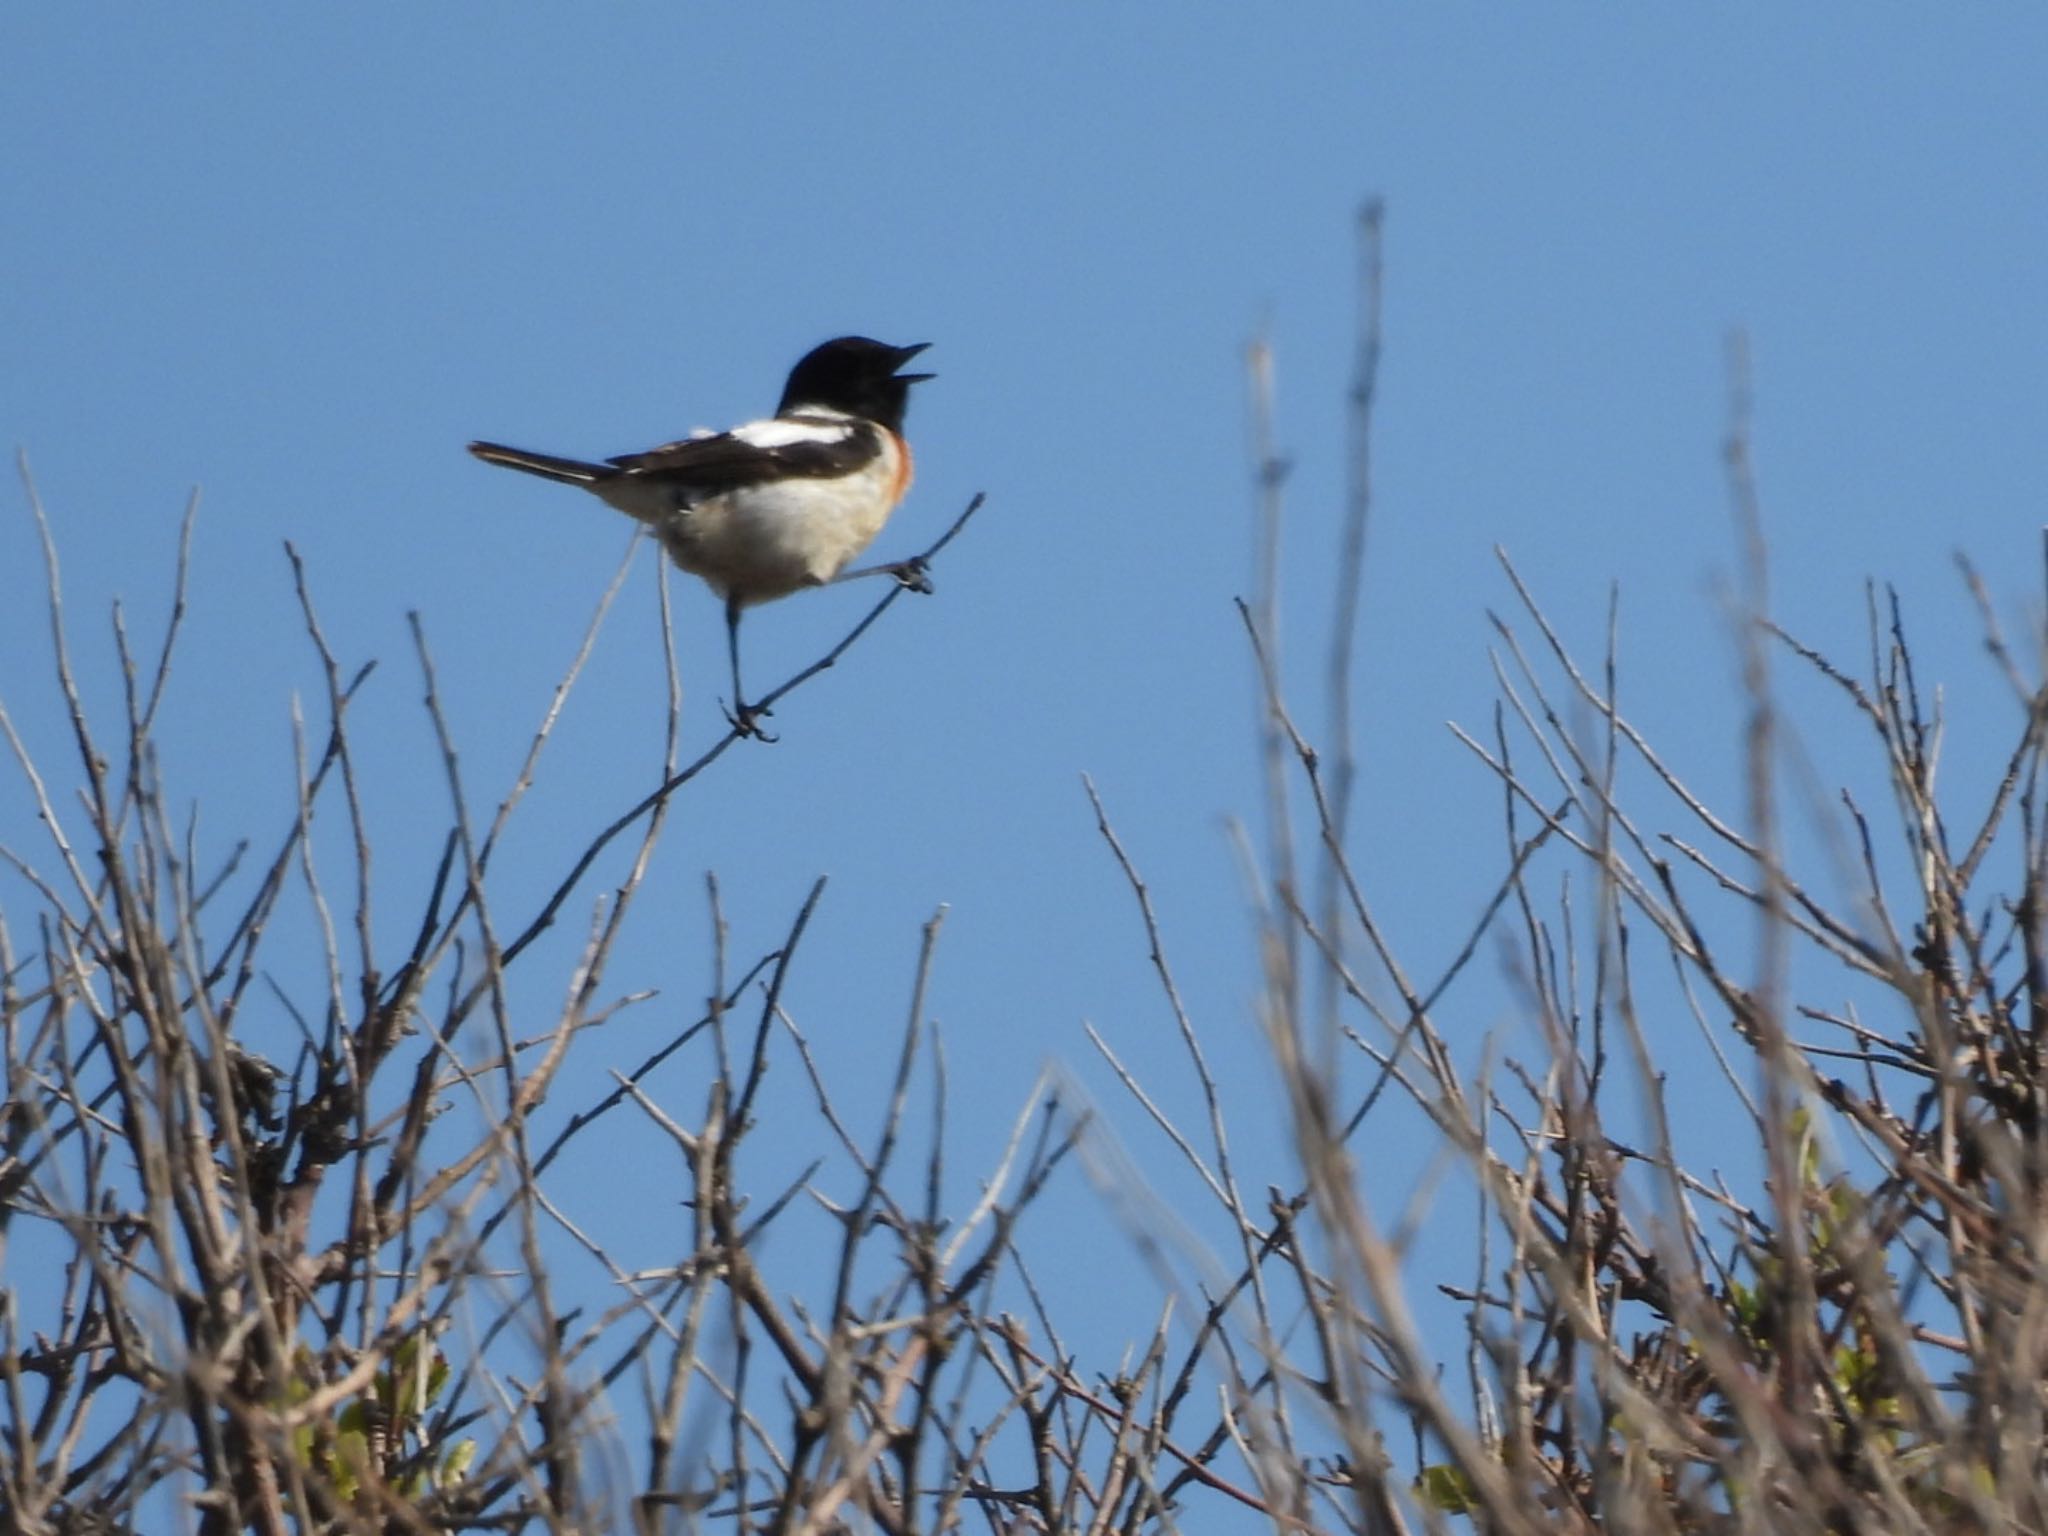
331,1427,368,1501
439,1438,478,1488
1415,1463,1478,1514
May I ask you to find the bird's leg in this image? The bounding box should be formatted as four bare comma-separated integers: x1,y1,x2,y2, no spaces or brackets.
721,595,776,741
832,556,934,595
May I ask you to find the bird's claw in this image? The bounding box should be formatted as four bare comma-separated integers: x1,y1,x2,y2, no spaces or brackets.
724,699,778,742
890,557,935,596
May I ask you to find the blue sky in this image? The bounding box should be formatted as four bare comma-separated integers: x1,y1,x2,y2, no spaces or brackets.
5,3,2047,1505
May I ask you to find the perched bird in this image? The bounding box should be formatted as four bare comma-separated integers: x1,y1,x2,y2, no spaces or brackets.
469,336,933,733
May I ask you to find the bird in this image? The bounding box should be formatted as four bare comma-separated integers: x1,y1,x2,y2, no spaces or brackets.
469,335,934,735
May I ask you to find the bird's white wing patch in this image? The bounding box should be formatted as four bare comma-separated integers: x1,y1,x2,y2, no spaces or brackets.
728,416,857,450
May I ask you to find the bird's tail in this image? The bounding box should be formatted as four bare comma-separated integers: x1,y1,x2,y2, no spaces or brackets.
467,441,611,486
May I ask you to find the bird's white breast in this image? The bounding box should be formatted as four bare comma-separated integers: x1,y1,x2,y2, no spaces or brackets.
651,436,905,605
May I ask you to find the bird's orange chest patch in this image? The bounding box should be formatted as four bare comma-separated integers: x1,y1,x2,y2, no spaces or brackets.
889,431,915,507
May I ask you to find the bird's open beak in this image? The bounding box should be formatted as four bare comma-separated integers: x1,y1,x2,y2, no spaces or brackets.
893,342,934,383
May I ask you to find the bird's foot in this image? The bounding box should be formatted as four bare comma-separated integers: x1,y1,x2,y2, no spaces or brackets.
724,698,778,742
887,557,935,595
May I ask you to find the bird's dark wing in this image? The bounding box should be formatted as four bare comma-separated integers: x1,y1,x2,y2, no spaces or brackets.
605,415,880,500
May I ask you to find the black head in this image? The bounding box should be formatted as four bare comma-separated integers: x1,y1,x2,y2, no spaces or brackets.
777,336,932,432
